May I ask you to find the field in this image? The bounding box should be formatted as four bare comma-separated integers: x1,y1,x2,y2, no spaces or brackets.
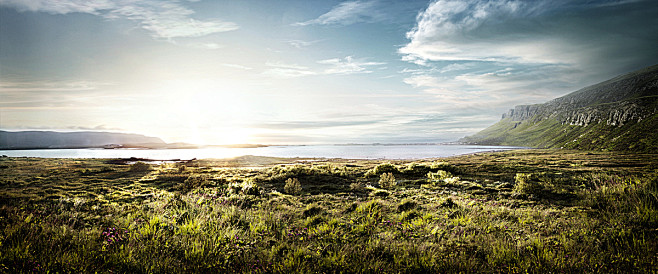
0,150,657,273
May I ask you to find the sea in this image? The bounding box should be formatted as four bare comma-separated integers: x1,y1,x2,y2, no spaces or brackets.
0,144,523,160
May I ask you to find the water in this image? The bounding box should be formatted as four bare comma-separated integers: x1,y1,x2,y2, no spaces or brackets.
0,144,523,160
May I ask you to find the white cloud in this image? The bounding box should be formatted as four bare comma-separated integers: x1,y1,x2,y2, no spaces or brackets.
402,64,583,110
262,57,385,78
293,0,380,26
318,56,386,74
399,0,658,68
222,63,253,70
0,80,107,93
186,42,224,50
0,0,114,14
287,39,322,49
399,0,552,64
0,0,238,39
262,62,317,78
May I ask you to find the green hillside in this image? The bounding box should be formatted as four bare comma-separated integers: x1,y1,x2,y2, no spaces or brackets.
462,65,658,152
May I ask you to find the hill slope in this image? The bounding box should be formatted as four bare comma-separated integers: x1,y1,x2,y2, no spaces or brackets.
0,131,165,149
461,64,658,152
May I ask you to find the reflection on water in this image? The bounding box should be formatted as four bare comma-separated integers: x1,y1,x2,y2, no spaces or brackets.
0,144,524,160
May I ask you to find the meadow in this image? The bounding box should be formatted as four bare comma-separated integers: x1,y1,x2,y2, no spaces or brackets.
0,150,656,273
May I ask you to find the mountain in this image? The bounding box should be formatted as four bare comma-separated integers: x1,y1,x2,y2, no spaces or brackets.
0,131,166,149
461,64,658,152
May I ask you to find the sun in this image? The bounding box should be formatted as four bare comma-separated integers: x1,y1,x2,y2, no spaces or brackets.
158,79,256,145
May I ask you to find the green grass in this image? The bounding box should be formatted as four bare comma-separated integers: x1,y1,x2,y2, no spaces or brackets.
1,151,657,273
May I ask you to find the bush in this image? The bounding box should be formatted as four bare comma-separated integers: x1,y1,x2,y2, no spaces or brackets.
443,176,461,186
178,175,211,193
303,204,324,217
284,178,302,195
514,173,544,195
228,180,262,196
365,163,399,177
427,170,453,182
128,162,151,172
430,161,459,174
379,173,397,189
440,198,458,208
397,199,417,212
350,181,366,192
399,210,421,222
401,163,431,176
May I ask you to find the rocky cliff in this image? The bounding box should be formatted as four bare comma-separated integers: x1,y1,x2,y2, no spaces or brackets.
461,64,658,152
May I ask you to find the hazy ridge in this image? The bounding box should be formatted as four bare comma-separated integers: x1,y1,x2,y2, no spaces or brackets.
0,130,165,149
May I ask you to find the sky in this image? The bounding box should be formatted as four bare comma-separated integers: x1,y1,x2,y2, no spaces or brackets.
1,0,657,145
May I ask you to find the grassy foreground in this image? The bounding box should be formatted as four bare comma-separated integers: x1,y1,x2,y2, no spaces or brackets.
0,150,657,273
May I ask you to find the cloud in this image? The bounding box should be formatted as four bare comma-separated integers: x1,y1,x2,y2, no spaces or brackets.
318,56,386,74
400,0,559,64
0,125,123,131
263,57,385,78
399,0,658,115
222,63,253,70
0,79,127,109
0,0,238,39
400,0,658,68
0,80,106,93
262,62,317,78
287,39,322,49
253,120,378,130
293,0,380,26
186,42,224,50
402,63,584,111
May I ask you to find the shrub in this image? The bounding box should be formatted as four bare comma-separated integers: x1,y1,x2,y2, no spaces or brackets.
399,210,421,222
178,175,211,193
443,176,461,186
430,161,459,174
379,173,397,189
440,198,458,208
356,200,384,215
241,180,261,196
303,204,324,217
365,163,399,177
128,162,151,172
427,170,453,182
284,178,302,195
304,215,325,228
397,199,417,212
401,163,430,176
514,173,544,195
350,181,366,192
228,180,262,196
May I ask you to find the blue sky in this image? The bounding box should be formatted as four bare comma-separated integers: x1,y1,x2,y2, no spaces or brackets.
1,0,657,144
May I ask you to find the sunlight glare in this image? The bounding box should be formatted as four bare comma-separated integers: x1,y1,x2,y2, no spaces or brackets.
160,79,254,145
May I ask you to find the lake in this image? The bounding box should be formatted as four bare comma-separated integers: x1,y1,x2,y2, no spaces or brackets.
0,144,524,160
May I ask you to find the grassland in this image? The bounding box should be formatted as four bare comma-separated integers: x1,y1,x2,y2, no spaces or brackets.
1,150,657,273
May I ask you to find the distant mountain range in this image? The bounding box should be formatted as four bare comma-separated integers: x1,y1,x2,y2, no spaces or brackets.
0,131,165,149
0,130,269,150
461,64,658,152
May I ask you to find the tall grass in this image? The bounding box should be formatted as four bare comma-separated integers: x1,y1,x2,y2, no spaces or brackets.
0,151,656,272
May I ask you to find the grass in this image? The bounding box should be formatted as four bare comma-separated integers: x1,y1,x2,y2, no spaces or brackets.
0,150,657,273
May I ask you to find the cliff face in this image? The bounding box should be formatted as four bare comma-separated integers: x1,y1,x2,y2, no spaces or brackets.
0,131,165,149
461,64,658,152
